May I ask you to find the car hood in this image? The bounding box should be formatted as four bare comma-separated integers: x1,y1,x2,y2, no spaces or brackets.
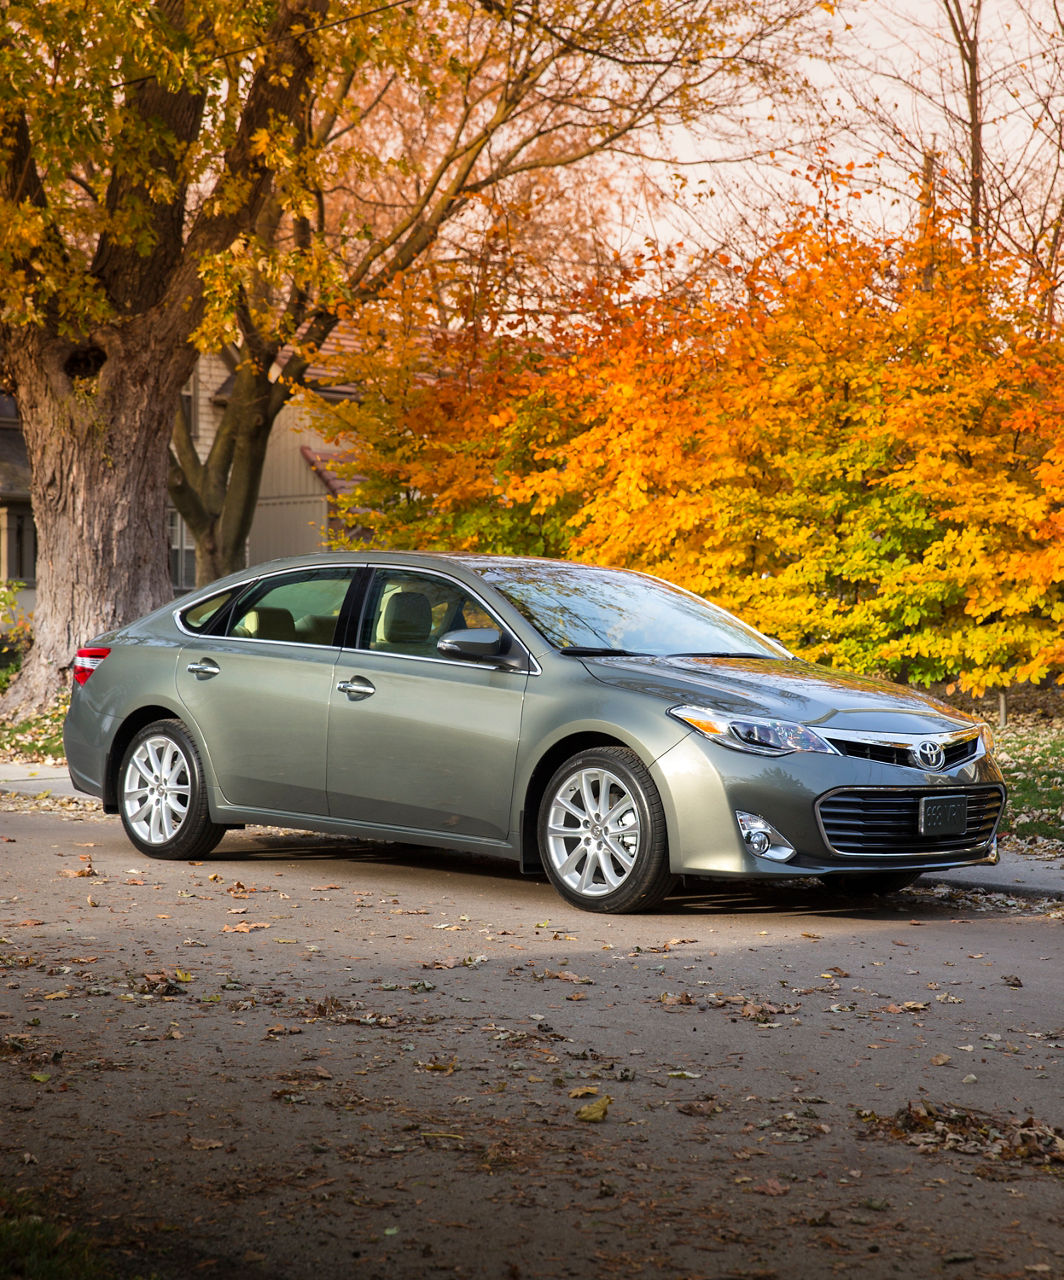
581,655,976,734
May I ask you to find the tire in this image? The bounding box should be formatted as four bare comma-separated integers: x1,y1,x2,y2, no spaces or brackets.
118,719,225,860
538,746,676,913
820,871,920,896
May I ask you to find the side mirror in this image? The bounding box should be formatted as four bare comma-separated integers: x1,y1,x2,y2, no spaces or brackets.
437,627,504,660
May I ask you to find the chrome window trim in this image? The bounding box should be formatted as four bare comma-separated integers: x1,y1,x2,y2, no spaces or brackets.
174,558,541,673
173,562,362,641
337,647,539,676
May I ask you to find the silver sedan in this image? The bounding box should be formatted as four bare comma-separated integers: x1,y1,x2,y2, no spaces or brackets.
64,552,1006,913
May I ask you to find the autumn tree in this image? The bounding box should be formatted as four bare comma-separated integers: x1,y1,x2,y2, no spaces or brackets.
828,0,1064,305
171,0,824,585
326,209,1064,694
0,0,363,716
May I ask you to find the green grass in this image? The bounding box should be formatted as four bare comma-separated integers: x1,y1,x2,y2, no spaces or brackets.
994,719,1064,843
0,1188,109,1280
0,692,68,763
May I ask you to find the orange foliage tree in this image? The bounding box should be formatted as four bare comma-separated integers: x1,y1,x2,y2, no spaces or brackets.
325,214,1064,693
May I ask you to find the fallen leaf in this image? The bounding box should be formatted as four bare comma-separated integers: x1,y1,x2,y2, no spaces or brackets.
419,1057,458,1074
930,1053,951,1066
752,1179,790,1196
677,1101,722,1117
543,969,595,984
569,1087,600,1099
188,1136,223,1150
576,1095,612,1123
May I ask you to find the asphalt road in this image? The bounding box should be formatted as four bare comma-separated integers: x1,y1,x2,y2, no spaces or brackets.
2,805,1063,1280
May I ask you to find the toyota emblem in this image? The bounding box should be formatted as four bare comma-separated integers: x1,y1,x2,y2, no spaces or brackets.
914,739,945,770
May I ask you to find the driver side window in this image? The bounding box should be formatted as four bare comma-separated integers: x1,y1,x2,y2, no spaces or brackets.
358,570,498,657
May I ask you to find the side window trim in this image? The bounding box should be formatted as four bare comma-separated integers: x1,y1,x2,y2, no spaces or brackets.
178,566,367,647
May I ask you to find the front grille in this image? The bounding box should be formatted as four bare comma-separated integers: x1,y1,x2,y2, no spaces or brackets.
817,786,1004,857
827,739,908,766
825,732,980,771
942,737,980,768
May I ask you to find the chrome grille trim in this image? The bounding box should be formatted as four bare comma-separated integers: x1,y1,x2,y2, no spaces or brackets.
822,728,982,772
816,785,1005,858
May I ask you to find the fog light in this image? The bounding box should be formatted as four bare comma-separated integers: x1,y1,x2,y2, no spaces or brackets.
735,811,796,863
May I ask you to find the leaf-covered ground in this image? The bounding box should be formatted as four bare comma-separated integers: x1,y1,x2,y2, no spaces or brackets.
1,812,1064,1279
0,693,67,765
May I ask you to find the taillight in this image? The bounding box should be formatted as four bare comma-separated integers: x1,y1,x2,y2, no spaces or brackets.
73,647,111,685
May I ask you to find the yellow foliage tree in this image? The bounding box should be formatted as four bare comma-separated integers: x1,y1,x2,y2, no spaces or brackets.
329,215,1064,693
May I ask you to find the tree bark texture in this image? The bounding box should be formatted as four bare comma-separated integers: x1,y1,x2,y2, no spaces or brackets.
1,329,196,719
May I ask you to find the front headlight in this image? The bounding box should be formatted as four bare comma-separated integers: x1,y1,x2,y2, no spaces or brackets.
977,722,994,754
669,706,835,756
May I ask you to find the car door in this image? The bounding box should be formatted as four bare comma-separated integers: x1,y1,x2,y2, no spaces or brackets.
325,566,529,844
176,567,359,815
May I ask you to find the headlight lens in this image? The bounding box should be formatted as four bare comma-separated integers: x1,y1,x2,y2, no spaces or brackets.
670,706,834,756
977,722,994,754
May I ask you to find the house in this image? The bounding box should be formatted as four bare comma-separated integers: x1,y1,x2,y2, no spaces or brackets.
0,393,36,614
0,356,360,613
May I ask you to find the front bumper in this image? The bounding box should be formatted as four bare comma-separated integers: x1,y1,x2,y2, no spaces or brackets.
650,732,1006,880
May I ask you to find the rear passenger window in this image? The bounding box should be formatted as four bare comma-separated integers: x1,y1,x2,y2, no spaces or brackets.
227,570,354,645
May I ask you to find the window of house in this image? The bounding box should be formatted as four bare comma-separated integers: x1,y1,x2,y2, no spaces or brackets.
169,511,197,592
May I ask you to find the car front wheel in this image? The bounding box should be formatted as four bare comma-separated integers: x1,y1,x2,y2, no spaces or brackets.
118,719,225,860
538,746,676,913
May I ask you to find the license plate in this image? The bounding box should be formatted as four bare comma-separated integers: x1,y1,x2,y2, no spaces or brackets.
919,794,968,837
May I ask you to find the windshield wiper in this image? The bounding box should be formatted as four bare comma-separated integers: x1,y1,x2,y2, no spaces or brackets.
668,651,777,659
559,646,645,657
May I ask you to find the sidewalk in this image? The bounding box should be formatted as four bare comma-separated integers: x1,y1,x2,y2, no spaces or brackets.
0,760,79,798
1,761,1061,899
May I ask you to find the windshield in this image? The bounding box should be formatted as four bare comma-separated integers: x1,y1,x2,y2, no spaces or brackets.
470,559,784,658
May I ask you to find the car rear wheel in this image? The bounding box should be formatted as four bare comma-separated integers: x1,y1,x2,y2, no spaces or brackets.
820,871,920,895
539,746,676,913
118,719,225,860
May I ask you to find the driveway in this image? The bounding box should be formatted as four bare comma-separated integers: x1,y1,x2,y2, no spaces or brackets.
2,801,1064,1279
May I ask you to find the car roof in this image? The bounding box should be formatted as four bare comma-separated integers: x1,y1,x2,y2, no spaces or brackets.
237,549,584,575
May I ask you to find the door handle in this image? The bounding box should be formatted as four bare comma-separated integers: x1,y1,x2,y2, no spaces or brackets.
186,659,220,678
337,675,375,700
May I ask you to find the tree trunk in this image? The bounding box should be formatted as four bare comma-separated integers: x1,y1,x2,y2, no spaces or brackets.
1,329,194,719
169,354,292,586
